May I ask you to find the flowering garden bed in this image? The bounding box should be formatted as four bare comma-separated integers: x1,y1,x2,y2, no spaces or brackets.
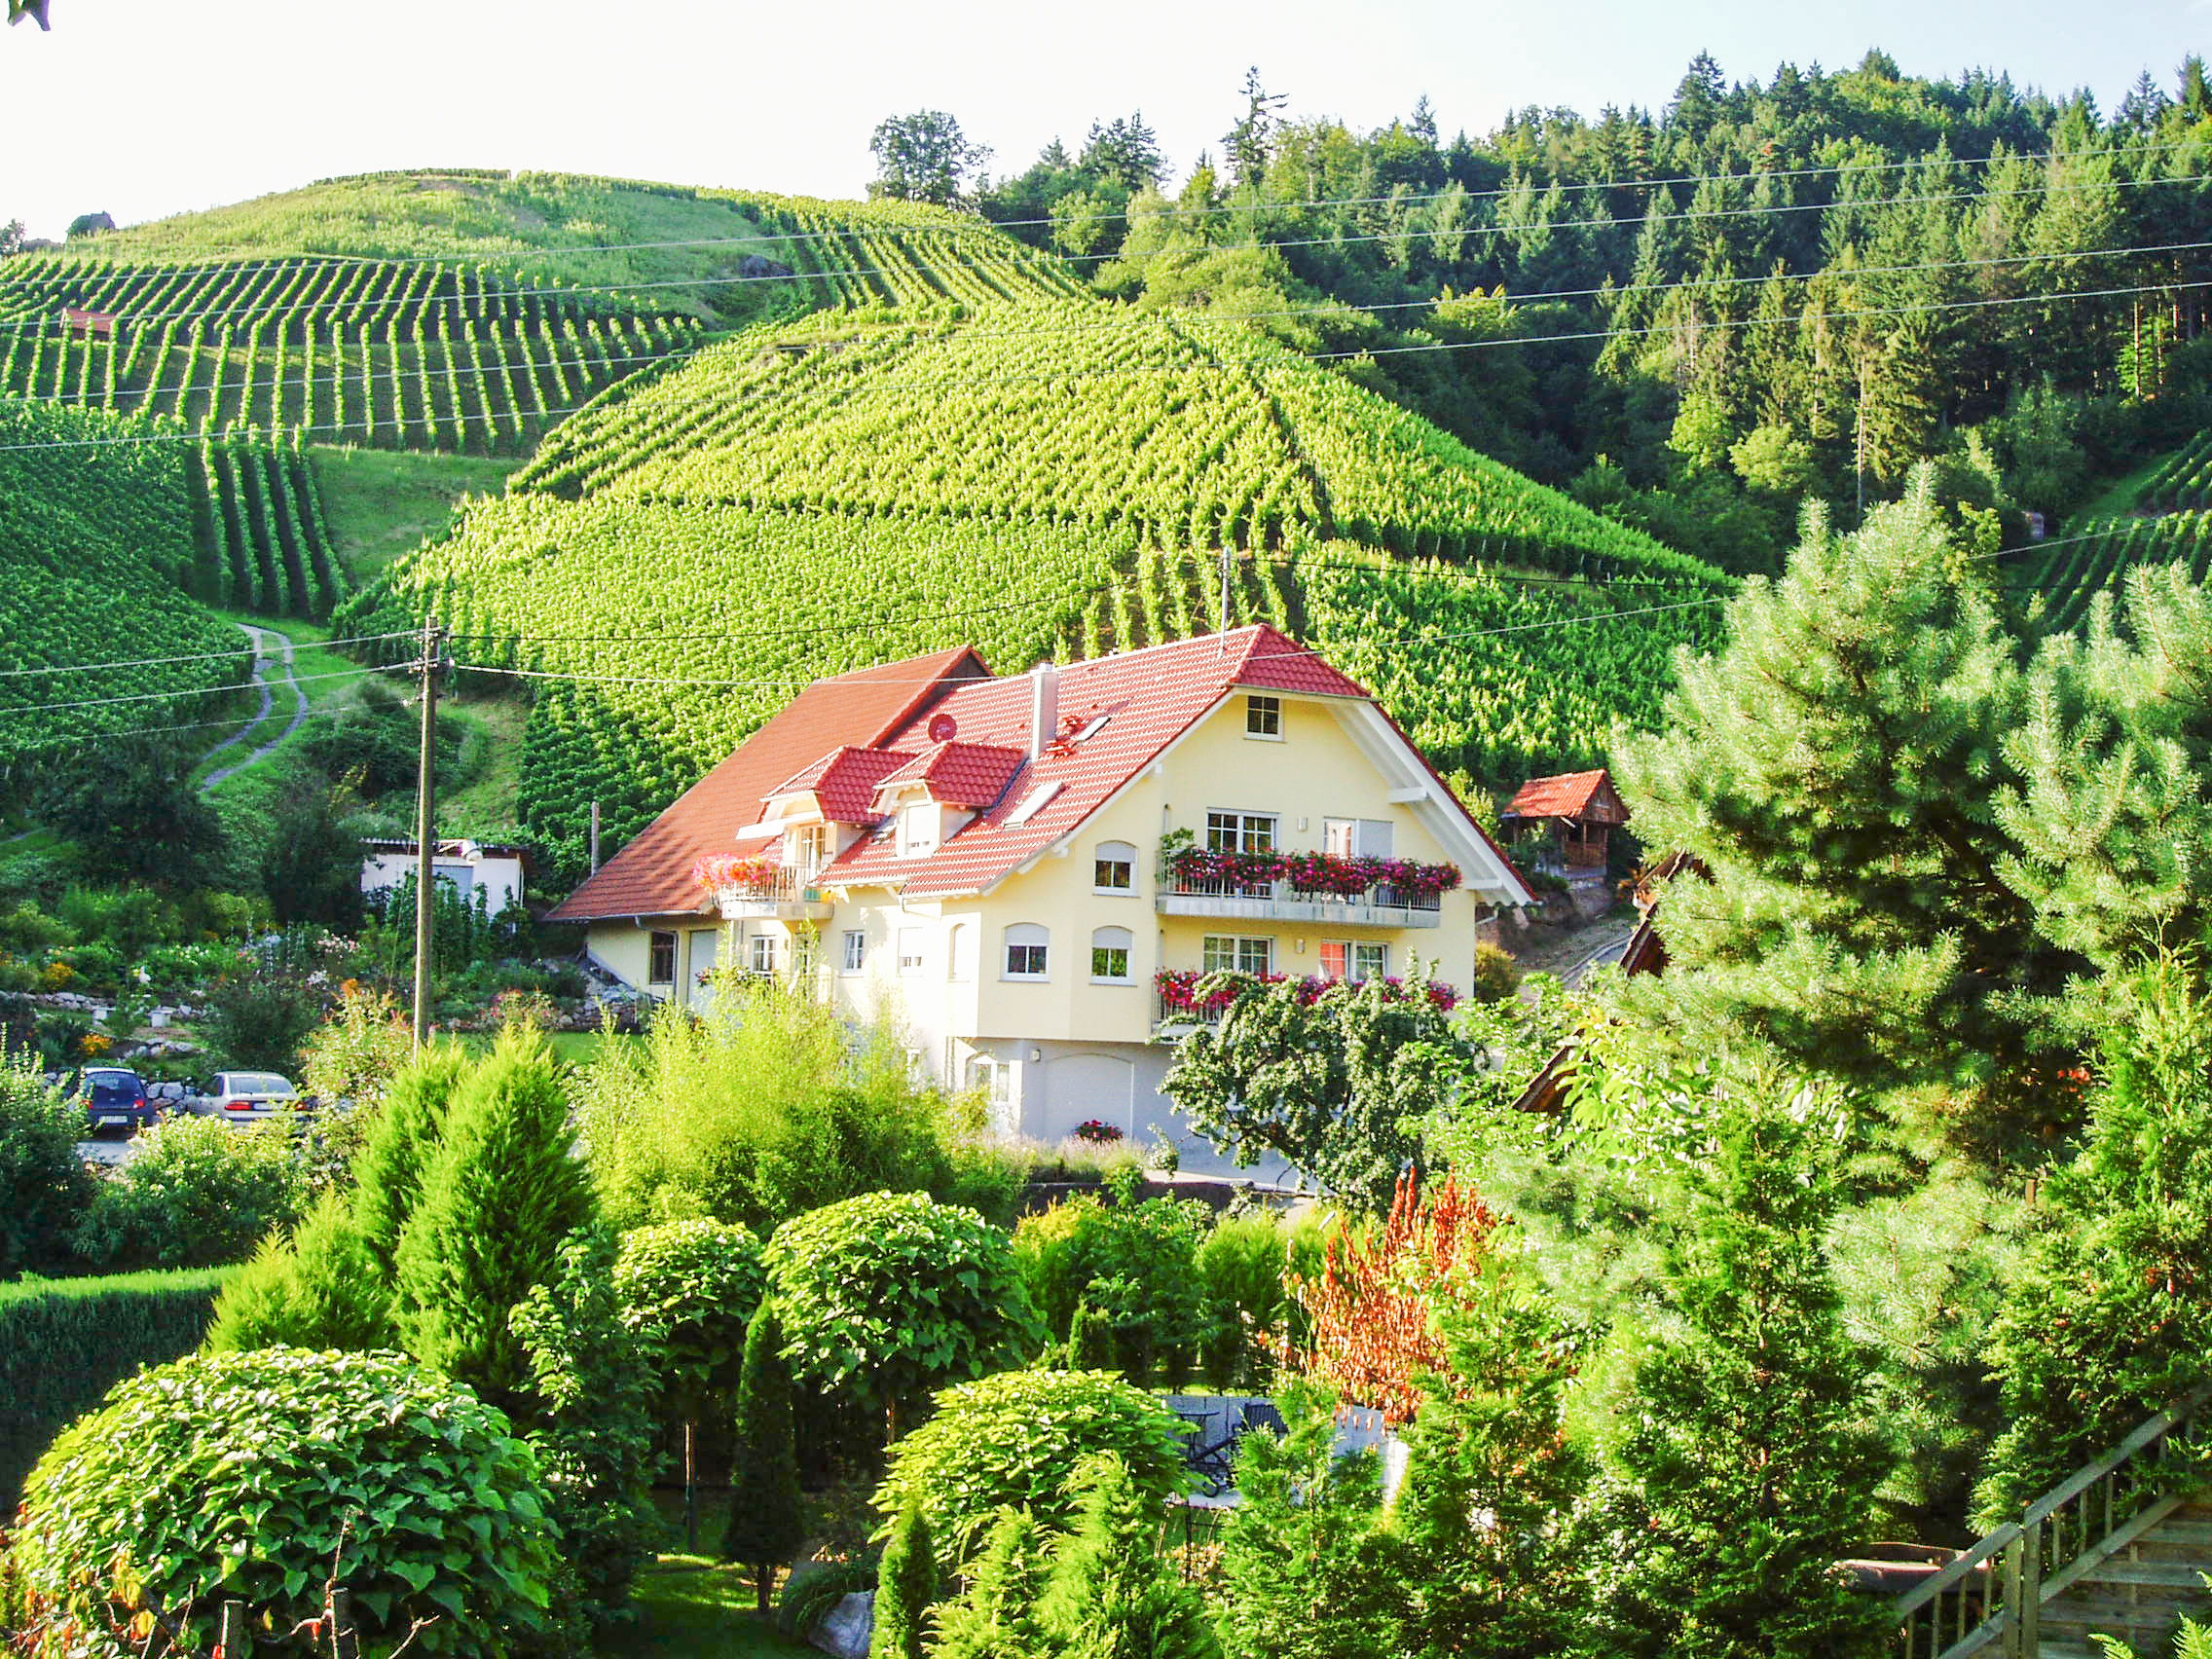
1155,968,1460,1016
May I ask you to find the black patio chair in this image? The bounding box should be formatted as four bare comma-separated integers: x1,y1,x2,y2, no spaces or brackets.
1177,1407,1240,1496
1239,1400,1288,1438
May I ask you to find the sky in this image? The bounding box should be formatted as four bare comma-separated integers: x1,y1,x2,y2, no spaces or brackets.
0,0,2197,240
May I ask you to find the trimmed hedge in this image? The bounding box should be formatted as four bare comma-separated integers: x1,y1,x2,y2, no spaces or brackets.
0,1268,232,1506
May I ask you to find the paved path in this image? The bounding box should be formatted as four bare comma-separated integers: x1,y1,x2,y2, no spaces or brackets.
1561,921,1638,987
201,623,307,792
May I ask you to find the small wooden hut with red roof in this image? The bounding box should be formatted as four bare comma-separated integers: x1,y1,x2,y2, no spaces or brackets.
1501,767,1629,878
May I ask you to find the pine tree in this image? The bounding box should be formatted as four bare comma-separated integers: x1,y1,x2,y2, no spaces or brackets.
930,1509,1055,1659
722,1301,805,1613
869,1502,937,1659
392,1029,595,1411
1067,1301,1117,1373
1037,1455,1219,1659
1579,1089,1890,1659
203,1189,388,1352
352,1042,468,1269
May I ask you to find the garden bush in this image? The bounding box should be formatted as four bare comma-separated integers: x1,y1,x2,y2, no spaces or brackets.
0,1048,94,1278
0,1267,230,1509
1013,1194,1216,1383
1197,1209,1291,1389
12,1346,562,1659
614,1217,765,1415
764,1191,1035,1440
70,1117,307,1271
873,1369,1190,1569
202,1188,388,1353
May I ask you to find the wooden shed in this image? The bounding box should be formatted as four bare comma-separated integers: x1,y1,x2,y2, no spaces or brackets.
1502,767,1630,874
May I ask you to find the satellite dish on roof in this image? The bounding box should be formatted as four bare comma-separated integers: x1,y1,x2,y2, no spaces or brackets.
928,713,958,743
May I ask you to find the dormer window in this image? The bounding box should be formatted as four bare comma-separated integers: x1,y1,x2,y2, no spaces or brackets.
899,801,940,859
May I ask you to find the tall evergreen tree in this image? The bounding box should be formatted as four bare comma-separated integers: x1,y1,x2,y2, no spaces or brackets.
1037,1455,1219,1659
352,1042,468,1270
722,1301,805,1613
392,1029,595,1411
870,1502,937,1659
930,1509,1055,1659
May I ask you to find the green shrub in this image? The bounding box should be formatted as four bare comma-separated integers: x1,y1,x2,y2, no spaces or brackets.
614,1217,765,1415
874,1369,1190,1570
1035,1453,1218,1659
0,1268,230,1509
870,1501,936,1659
199,960,329,1073
779,1558,878,1642
13,1346,561,1659
1012,1195,1215,1383
723,1300,805,1612
202,1188,388,1352
1197,1209,1290,1390
71,1117,307,1271
765,1192,1035,1440
0,1047,95,1278
929,1508,1054,1659
299,984,419,1113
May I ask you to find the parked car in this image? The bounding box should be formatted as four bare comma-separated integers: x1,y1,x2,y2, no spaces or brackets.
72,1066,160,1134
189,1071,304,1124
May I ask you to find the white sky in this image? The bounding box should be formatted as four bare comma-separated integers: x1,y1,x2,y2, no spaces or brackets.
0,0,2197,241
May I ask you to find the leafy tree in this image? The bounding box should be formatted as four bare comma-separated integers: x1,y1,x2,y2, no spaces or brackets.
43,742,230,889
0,1047,92,1275
393,1028,595,1412
868,110,990,206
762,1191,1034,1441
1036,1454,1219,1659
1163,976,1477,1211
204,1188,388,1351
260,767,362,927
721,1300,804,1612
870,1500,936,1659
930,1508,1055,1659
201,959,327,1073
1215,1381,1405,1659
1978,957,2212,1519
1577,1088,1890,1659
614,1217,764,1417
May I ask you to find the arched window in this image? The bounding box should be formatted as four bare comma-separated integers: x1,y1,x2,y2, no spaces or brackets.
947,922,971,981
1089,926,1134,983
1093,840,1137,893
1003,923,1050,980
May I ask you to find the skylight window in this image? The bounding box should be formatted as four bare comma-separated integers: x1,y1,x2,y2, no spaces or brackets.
1006,782,1063,825
1069,714,1112,744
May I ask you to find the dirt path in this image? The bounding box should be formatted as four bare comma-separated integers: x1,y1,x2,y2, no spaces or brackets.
201,623,307,792
1507,914,1639,985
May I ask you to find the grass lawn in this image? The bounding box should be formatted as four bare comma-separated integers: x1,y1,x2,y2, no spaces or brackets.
602,1559,816,1659
309,445,518,583
2075,454,2167,522
439,692,531,836
453,1029,606,1064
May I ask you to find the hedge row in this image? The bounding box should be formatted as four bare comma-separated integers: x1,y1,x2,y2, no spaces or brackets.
0,1268,233,1506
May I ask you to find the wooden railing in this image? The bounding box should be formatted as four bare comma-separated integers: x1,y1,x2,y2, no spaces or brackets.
1893,1383,2212,1657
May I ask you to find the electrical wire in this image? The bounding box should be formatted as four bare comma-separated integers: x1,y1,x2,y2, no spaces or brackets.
0,628,417,677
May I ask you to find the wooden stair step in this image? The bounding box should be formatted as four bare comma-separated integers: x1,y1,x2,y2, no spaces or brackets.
2038,1643,2112,1659
2148,1521,2212,1546
2078,1560,2212,1588
2046,1590,2209,1623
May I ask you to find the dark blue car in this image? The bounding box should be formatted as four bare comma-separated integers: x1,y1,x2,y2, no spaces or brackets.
76,1066,157,1134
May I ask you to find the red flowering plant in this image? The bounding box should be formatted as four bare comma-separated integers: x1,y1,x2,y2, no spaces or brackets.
1154,968,1457,1016
693,853,780,898
1161,844,1461,899
1072,1119,1124,1145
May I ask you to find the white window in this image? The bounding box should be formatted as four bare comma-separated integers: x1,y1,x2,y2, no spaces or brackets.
1203,935,1274,975
948,922,971,981
1205,810,1276,854
749,934,776,974
899,802,939,859
1004,922,1050,980
1320,940,1388,982
1246,694,1282,738
1093,840,1136,893
793,822,833,876
899,928,925,976
1090,926,1134,983
1323,818,1395,858
842,929,866,974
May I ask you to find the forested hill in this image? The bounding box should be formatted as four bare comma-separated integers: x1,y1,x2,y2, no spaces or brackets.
979,54,2212,575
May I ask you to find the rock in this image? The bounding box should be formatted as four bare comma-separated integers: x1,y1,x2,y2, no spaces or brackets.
737,253,795,280
808,1591,874,1658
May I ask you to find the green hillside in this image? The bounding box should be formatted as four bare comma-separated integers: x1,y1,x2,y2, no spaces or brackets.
0,400,253,761
340,299,1729,869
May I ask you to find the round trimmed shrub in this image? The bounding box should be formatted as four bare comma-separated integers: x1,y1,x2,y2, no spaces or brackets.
764,1192,1035,1432
614,1217,765,1410
13,1346,560,1659
873,1368,1191,1567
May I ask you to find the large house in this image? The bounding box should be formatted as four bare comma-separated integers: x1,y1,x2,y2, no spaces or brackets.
549,626,1532,1174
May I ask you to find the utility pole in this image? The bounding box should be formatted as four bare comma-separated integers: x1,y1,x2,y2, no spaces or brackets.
589,800,602,874
411,618,446,1050
1218,544,1233,638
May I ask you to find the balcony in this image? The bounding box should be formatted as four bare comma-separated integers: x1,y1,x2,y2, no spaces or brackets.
1156,871,1444,928
698,859,836,923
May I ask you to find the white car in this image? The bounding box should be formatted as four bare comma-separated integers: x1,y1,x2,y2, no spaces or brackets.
192,1071,304,1124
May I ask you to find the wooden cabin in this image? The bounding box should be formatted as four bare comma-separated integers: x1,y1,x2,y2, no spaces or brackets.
1502,767,1629,875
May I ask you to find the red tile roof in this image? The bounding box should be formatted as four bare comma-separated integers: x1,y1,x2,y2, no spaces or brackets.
768,746,918,824
1504,768,1615,821
545,645,989,923
871,741,1028,811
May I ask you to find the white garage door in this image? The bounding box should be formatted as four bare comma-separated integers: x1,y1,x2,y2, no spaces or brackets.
1038,1051,1134,1144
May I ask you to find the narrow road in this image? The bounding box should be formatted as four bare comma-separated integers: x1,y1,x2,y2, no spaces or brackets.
1561,920,1638,987
201,623,307,792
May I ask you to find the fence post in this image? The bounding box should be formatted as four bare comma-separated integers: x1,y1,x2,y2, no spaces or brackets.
2018,1519,2043,1655
332,1589,358,1659
2002,1534,2024,1657
218,1599,247,1659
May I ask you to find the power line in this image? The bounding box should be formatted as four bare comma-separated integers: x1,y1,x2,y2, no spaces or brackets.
0,627,415,677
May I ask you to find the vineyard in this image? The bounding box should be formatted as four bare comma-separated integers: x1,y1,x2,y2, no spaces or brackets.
0,400,253,759
2140,431,2212,514
0,255,704,456
2027,510,2212,634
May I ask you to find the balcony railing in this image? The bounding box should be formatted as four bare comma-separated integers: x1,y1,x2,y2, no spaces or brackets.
701,862,835,919
1157,871,1444,925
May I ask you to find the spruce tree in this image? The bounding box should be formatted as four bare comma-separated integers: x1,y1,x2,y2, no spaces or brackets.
203,1189,387,1352
869,1501,936,1659
392,1029,595,1411
1038,1454,1219,1659
722,1301,805,1613
352,1042,469,1269
931,1508,1054,1659
1578,1091,1889,1659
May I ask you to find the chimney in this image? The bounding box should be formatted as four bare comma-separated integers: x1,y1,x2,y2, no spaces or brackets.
1028,663,1058,762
